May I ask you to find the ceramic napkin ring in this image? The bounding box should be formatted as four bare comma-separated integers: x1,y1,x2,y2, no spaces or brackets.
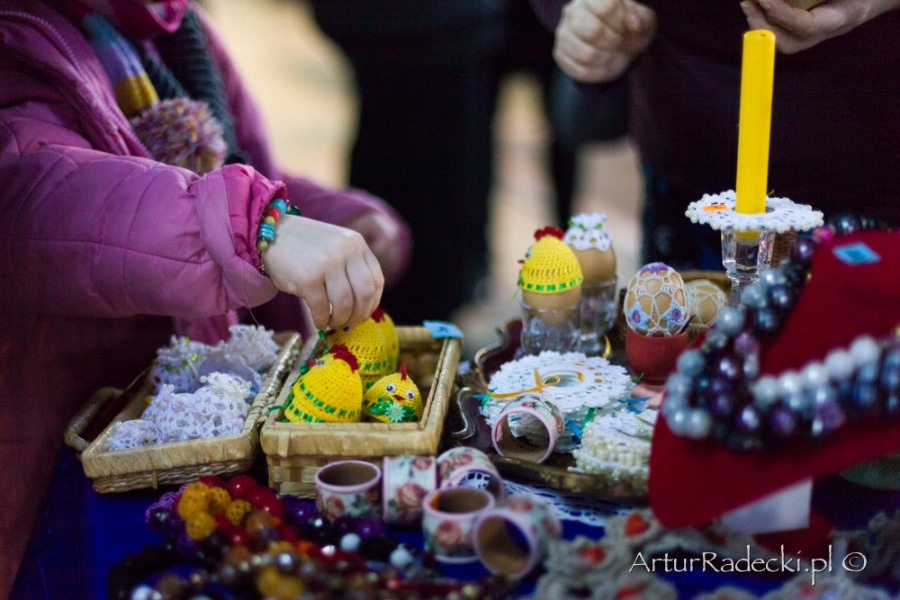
314,460,381,522
422,487,496,564
474,493,563,579
492,393,564,464
436,446,505,500
381,455,437,526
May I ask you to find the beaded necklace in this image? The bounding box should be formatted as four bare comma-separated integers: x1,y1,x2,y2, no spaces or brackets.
662,217,900,450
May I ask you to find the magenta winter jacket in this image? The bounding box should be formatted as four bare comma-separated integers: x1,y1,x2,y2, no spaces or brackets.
0,0,409,590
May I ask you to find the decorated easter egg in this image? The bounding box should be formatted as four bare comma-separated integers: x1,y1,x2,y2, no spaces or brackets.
563,213,617,285
686,279,728,328
518,226,583,322
283,344,363,423
362,363,422,423
324,318,389,391
623,263,690,336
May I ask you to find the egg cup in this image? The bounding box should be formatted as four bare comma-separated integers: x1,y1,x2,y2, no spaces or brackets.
520,299,581,356
578,277,618,355
624,328,690,386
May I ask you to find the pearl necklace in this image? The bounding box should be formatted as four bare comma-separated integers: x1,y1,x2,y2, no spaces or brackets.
662,218,900,450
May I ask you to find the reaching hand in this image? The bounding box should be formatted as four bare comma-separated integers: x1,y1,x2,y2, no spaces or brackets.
342,211,407,286
261,216,384,330
553,0,657,83
741,0,900,54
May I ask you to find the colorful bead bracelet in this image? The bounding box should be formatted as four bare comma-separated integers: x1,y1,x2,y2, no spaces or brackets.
256,197,299,274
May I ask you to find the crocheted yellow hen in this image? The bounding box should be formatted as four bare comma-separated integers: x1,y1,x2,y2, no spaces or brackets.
324,317,389,391
362,364,422,423
518,226,584,317
283,344,363,423
372,306,400,373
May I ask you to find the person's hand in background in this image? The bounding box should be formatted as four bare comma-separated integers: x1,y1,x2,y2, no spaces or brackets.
342,211,407,286
741,0,900,54
553,0,656,83
262,216,384,330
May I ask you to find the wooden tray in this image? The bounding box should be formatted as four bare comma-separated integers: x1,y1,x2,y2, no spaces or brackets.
260,326,462,497
64,332,302,493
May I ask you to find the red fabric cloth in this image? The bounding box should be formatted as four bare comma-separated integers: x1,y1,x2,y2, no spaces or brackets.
649,230,900,528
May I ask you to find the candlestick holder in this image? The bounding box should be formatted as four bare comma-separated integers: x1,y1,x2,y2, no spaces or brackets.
685,191,823,306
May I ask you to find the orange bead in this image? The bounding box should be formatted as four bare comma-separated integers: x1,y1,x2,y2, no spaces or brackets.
225,499,252,526
207,487,232,515
185,510,216,540
244,510,275,534
264,207,282,222
177,494,209,520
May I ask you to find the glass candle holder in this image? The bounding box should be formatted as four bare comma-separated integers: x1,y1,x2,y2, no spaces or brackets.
721,227,775,306
578,278,618,355
520,299,580,356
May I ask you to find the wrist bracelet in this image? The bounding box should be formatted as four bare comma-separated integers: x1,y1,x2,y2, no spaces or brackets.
256,197,300,274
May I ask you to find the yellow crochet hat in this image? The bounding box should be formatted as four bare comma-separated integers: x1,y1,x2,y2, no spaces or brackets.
372,306,400,373
324,318,389,391
283,345,363,423
518,226,584,294
362,363,422,423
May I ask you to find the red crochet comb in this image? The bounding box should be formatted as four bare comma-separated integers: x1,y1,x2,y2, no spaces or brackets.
328,344,359,372
534,226,564,241
399,363,408,381
371,306,385,323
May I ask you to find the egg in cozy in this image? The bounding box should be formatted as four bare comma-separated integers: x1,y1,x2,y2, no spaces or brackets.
362,363,423,423
518,226,584,323
563,212,617,285
283,344,363,423
685,279,728,329
623,262,690,336
324,317,389,391
371,306,400,373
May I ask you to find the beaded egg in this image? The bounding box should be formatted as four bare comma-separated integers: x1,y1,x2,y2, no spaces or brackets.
371,306,400,373
361,363,422,423
518,226,584,323
685,279,728,329
324,318,389,391
283,345,363,423
563,212,616,285
623,263,690,336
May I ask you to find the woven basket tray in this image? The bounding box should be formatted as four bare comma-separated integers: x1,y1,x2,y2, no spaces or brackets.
64,332,302,494
260,326,462,498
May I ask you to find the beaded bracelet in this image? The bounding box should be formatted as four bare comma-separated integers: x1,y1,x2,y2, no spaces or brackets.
255,197,299,274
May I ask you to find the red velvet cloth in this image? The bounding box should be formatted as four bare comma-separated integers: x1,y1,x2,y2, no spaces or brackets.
649,230,900,528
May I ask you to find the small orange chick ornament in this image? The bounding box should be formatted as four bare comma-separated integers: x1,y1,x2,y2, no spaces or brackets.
362,363,422,423
282,344,363,423
323,317,389,391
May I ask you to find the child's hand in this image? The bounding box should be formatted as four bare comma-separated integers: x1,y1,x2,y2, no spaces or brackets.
262,216,384,330
741,0,900,54
342,211,406,285
553,0,656,83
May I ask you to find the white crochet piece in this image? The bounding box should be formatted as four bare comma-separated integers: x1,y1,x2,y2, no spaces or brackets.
139,372,251,444
685,190,824,233
106,419,160,450
151,336,210,393
482,351,634,452
563,212,613,252
220,324,280,371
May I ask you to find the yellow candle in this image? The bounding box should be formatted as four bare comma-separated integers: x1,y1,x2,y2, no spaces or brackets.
735,30,776,215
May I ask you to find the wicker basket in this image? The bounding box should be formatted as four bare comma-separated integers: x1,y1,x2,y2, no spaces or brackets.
260,326,462,498
64,333,302,494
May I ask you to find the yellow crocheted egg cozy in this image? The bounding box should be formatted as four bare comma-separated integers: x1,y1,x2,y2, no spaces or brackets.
518,226,584,294
372,306,400,372
283,345,363,423
325,318,389,391
362,364,422,423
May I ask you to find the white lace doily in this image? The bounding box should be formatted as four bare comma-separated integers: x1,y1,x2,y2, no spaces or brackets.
685,190,823,233
563,212,613,252
482,352,634,452
504,479,632,528
106,419,160,450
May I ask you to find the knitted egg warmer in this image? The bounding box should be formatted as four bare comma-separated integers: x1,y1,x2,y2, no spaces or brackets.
325,319,389,390
284,351,363,423
518,226,584,293
372,306,400,372
362,364,423,423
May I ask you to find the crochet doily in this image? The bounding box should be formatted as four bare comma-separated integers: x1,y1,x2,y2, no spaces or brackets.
563,213,613,252
482,352,634,452
685,190,824,233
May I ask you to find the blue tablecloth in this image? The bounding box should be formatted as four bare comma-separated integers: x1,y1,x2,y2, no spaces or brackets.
11,447,900,600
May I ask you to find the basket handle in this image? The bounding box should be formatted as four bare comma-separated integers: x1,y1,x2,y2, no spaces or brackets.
64,386,123,452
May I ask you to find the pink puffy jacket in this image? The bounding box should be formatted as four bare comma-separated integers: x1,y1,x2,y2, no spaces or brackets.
0,0,409,591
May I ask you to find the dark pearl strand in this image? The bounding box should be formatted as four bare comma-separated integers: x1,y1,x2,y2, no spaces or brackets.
662,217,900,450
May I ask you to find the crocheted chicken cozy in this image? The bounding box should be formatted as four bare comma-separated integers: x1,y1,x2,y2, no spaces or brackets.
518,226,584,294
362,363,422,423
283,345,363,423
324,318,389,391
371,306,400,373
